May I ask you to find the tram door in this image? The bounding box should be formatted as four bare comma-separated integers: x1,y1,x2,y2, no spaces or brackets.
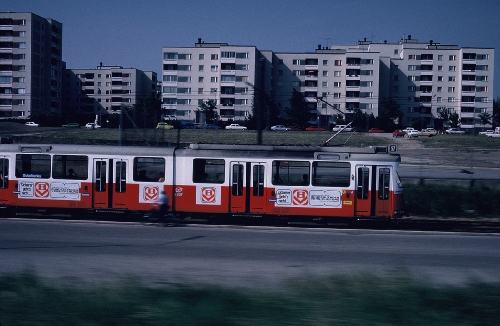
355,165,393,217
92,158,129,209
0,157,9,205
230,162,266,214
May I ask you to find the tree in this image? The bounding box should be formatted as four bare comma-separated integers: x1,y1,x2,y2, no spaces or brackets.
493,97,500,127
285,89,311,130
198,99,218,124
478,111,492,129
351,108,368,130
377,97,403,131
449,112,461,128
133,94,162,129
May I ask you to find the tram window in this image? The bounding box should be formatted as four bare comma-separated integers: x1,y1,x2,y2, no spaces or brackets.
272,161,310,186
357,167,370,199
0,158,8,188
53,155,88,180
133,157,165,182
193,159,225,184
95,161,106,192
312,162,350,187
115,161,127,192
378,168,390,200
15,154,51,179
232,164,243,196
253,165,264,196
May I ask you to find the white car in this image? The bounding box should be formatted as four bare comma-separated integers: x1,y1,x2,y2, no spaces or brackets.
25,121,39,127
479,130,494,135
445,128,465,134
332,125,353,132
407,130,419,138
402,127,416,134
271,125,291,131
85,123,101,129
225,124,247,130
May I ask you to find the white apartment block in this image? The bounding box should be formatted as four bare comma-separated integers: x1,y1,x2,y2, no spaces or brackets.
162,37,494,129
63,65,158,120
0,12,63,119
162,39,259,122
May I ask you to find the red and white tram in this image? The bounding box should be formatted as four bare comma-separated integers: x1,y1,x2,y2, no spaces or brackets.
0,143,404,221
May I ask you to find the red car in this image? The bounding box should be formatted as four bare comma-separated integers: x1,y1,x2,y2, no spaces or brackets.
288,125,301,131
306,126,325,131
392,130,405,137
369,128,385,133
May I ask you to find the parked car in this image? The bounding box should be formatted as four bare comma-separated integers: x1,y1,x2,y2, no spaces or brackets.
368,128,385,133
419,128,438,137
305,126,325,131
62,123,80,128
163,115,177,121
445,128,465,134
180,122,200,129
156,122,174,130
407,130,419,138
288,125,301,131
203,124,220,129
225,124,247,130
402,127,416,134
271,125,291,131
85,123,101,129
332,125,353,132
24,121,39,127
479,130,494,135
392,130,405,137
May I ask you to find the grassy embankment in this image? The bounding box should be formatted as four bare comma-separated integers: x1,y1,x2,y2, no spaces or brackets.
1,272,499,325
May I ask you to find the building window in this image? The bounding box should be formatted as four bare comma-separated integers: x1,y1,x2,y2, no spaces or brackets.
334,82,341,88
408,86,416,92
448,66,456,71
292,81,300,87
211,65,218,72
334,71,341,77
210,88,217,94
199,65,204,71
210,77,218,82
211,54,218,60
322,71,328,77
438,66,443,71
448,87,455,92
334,60,342,66
393,86,399,92
437,87,442,92
448,97,455,103
278,70,284,76
448,76,456,82
198,77,204,82
438,55,443,61
437,76,443,82
449,55,456,61
199,54,204,60
408,55,416,60
437,97,442,103
322,82,328,87
394,49,399,55
323,60,328,65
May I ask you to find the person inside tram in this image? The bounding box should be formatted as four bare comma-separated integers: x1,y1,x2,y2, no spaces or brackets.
137,170,149,181
158,172,165,182
0,173,6,188
301,174,309,186
67,168,78,179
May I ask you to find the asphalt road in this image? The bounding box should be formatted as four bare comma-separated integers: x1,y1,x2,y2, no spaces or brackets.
1,219,499,288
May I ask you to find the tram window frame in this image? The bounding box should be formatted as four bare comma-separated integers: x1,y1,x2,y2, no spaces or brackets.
0,158,8,188
232,164,244,196
253,164,264,196
378,168,390,200
272,160,310,186
193,158,225,184
357,167,370,199
115,160,127,192
52,155,88,180
133,157,165,182
312,161,351,187
15,154,51,179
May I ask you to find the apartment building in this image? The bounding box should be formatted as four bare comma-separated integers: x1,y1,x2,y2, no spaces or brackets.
162,37,494,129
62,65,157,121
333,36,495,129
0,12,63,119
162,39,259,122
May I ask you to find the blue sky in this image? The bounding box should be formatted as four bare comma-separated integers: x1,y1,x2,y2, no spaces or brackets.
4,0,500,97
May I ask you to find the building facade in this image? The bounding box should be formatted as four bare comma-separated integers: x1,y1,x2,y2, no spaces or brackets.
162,39,260,122
162,37,494,130
62,65,157,123
0,12,63,119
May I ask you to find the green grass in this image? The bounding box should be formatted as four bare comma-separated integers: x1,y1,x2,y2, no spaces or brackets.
420,134,500,149
1,272,499,325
